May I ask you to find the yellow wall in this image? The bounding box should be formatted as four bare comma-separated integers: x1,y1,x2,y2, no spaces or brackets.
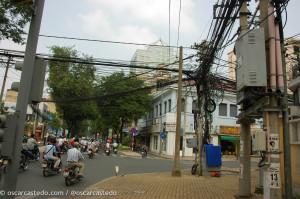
291,144,300,194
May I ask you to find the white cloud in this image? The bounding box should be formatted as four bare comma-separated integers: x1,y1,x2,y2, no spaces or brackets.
80,0,199,44
0,39,25,51
78,9,157,44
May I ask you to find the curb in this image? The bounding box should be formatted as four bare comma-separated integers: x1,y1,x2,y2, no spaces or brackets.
119,151,142,159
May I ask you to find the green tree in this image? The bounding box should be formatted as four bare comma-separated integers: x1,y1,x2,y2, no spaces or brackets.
96,72,152,143
0,0,32,43
48,46,98,137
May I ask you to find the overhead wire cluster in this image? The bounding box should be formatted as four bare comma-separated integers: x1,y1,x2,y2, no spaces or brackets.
190,0,241,145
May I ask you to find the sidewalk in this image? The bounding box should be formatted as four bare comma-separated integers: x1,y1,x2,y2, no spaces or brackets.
79,170,262,199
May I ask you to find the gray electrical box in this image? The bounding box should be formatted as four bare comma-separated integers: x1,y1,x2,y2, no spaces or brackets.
236,28,267,91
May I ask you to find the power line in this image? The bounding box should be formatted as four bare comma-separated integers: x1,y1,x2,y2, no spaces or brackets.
24,33,197,50
217,0,290,51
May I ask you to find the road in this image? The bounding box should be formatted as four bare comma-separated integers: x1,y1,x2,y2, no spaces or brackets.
15,152,256,198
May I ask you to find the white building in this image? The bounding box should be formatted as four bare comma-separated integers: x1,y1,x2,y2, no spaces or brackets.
137,80,240,157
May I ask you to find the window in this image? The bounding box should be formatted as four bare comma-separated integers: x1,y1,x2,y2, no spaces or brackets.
168,99,172,112
164,101,167,114
219,103,227,116
180,136,183,150
159,103,162,116
230,104,237,117
153,136,158,150
181,98,185,112
290,122,300,144
155,105,158,117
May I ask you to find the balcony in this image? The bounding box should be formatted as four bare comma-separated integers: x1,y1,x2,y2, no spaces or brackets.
137,112,195,133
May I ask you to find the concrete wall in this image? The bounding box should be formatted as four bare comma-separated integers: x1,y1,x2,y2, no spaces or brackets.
291,144,300,195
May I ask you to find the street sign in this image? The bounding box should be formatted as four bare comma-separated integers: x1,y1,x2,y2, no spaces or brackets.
269,134,279,152
160,132,166,139
268,163,280,189
186,138,197,148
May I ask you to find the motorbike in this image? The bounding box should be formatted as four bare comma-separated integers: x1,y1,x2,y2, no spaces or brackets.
105,147,110,156
87,148,94,159
113,147,118,154
28,144,40,161
63,164,83,186
141,148,147,158
41,157,62,177
19,153,29,171
112,143,118,154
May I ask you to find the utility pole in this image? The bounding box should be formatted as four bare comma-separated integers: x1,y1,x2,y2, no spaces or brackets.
238,0,252,197
0,56,11,102
274,1,293,198
32,103,39,136
172,46,183,177
260,0,282,198
3,0,45,193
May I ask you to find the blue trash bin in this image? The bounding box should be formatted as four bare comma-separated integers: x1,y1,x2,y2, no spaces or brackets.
205,144,222,168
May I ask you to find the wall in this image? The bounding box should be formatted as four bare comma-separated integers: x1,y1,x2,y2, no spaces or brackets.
291,144,300,195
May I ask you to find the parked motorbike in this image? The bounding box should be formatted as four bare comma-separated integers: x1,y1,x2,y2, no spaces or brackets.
41,158,62,177
63,164,83,186
19,154,29,171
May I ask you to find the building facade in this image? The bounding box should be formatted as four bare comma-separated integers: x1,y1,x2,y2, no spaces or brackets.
137,82,240,157
130,39,177,85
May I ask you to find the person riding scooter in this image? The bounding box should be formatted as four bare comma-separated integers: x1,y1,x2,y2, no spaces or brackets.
67,142,84,176
27,134,39,160
43,136,61,171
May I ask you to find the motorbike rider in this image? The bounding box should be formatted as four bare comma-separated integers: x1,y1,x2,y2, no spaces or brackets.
21,138,34,160
88,139,97,153
67,142,84,176
43,136,61,170
27,134,38,154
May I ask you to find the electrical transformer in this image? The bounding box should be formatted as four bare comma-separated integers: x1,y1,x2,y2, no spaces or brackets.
236,28,267,92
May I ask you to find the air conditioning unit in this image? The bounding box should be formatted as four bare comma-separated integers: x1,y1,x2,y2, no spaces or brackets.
236,28,267,91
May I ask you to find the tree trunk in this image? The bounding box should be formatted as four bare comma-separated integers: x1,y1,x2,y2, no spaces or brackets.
119,118,124,144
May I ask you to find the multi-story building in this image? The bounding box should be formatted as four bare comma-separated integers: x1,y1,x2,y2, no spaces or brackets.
137,79,241,157
287,43,300,196
130,39,178,85
3,89,58,140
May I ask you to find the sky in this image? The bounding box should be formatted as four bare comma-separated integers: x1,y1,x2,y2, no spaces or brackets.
0,0,299,98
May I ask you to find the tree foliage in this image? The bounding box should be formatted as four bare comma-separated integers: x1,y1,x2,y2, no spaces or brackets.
0,0,32,43
96,72,152,142
48,46,97,137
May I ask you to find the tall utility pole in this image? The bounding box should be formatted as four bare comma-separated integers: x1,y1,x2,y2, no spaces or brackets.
238,1,252,197
3,0,45,193
0,56,11,102
274,1,293,198
172,46,183,177
260,0,282,198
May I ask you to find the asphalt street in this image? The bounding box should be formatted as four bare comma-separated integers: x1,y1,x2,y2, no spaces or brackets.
15,152,256,198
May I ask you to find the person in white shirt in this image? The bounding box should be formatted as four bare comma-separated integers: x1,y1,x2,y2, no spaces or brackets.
27,134,37,151
44,137,61,169
67,142,84,176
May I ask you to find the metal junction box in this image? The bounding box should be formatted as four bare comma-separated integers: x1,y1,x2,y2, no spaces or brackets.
236,28,267,92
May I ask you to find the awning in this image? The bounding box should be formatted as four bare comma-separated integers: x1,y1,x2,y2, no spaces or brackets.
220,135,240,142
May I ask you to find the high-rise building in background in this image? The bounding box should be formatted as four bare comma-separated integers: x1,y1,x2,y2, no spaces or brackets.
130,39,178,86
